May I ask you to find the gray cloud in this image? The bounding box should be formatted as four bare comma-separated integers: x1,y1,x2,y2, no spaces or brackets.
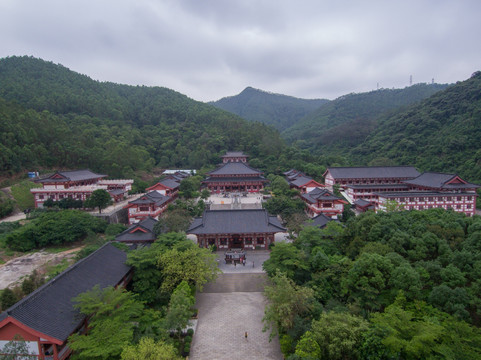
1,0,480,101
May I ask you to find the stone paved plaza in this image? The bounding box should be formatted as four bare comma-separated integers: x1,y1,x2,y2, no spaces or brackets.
190,252,283,360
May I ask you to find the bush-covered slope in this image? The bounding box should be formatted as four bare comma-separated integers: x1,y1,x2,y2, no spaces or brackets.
282,83,449,154
210,86,329,131
351,71,481,182
0,56,285,177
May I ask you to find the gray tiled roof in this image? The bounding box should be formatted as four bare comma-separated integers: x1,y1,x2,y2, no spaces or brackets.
203,176,268,183
354,199,373,207
402,172,480,189
128,191,171,206
222,151,247,158
301,188,342,203
304,214,334,229
325,166,420,180
159,178,180,189
0,243,130,342
187,209,286,235
290,176,316,187
208,162,263,176
115,217,157,243
36,169,107,183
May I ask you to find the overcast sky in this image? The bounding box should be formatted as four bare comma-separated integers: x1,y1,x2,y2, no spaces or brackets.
1,0,480,102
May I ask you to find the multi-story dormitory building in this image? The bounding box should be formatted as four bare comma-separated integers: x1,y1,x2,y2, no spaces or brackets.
30,169,133,208
324,167,479,217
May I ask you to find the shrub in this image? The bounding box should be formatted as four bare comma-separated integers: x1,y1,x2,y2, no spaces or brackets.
5,210,108,251
187,328,194,336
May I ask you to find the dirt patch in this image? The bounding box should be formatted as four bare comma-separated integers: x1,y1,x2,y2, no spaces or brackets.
0,247,83,289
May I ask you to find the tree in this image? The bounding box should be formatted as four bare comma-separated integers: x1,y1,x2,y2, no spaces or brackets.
121,337,182,360
0,334,32,359
163,281,195,338
342,252,393,311
0,288,17,310
263,271,315,338
263,242,309,283
68,285,144,360
158,246,220,292
84,189,111,213
303,311,369,360
126,243,164,304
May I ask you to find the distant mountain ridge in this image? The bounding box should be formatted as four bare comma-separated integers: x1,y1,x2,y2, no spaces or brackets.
282,83,450,153
210,87,329,131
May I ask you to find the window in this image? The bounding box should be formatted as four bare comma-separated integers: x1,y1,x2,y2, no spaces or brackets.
419,197,424,202
419,206,424,210
457,196,462,201
468,196,472,201
39,195,44,199
409,197,415,202
256,237,264,244
245,237,252,244
399,197,405,202
77,194,82,199
59,195,64,199
446,196,452,201
220,238,227,245
139,206,149,212
467,204,472,209
323,203,332,208
456,205,461,209
437,197,443,201
50,195,55,199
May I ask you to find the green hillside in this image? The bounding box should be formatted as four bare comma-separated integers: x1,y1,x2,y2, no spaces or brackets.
351,71,481,182
282,83,449,154
210,86,329,131
0,56,285,177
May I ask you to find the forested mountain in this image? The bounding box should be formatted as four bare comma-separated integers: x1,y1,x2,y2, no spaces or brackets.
0,56,284,178
351,71,481,182
210,86,329,131
282,83,449,154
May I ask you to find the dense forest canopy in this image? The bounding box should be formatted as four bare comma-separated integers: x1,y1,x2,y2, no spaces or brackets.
0,56,284,178
282,83,450,154
210,86,329,131
350,71,481,182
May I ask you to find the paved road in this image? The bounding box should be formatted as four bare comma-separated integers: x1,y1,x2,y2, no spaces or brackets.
190,259,283,360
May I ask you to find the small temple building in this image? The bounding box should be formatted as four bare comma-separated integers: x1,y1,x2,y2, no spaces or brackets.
304,213,336,229
115,217,157,245
284,169,325,194
31,169,133,208
145,178,181,197
124,190,173,224
0,243,131,360
301,188,348,218
203,152,268,193
187,209,286,250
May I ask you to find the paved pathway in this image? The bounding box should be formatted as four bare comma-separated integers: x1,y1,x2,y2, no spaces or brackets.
190,252,283,360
